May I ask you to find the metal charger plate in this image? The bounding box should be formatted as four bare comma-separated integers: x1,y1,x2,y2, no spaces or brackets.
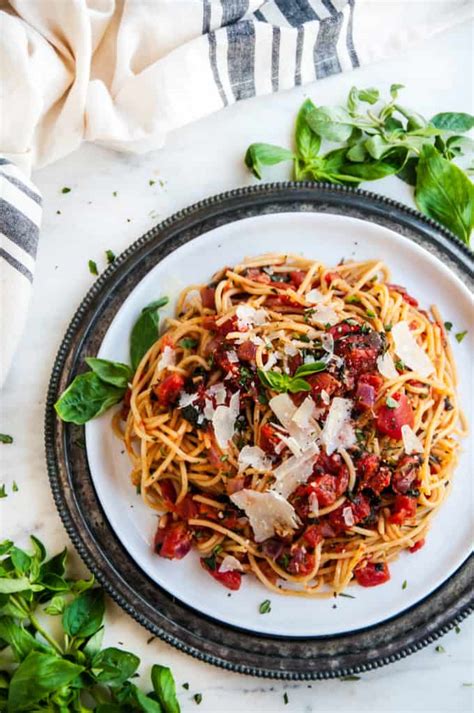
45,183,474,679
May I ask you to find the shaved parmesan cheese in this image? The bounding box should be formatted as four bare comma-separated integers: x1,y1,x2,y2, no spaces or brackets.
236,305,268,330
321,389,330,405
306,288,324,304
271,444,319,498
157,346,175,371
321,333,334,354
292,396,317,429
212,391,240,449
309,492,319,517
342,506,355,527
227,350,239,363
218,555,244,573
270,393,319,452
321,397,356,455
392,321,434,378
261,352,278,372
377,351,398,380
275,433,303,457
203,399,215,420
309,305,339,327
269,393,297,429
178,391,198,408
238,445,272,473
401,424,424,454
183,289,202,309
207,383,226,405
230,489,300,542
283,343,299,357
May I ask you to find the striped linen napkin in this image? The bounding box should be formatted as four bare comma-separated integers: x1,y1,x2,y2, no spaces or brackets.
1,0,472,385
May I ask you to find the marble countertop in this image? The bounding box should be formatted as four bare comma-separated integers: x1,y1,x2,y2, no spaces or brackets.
2,18,473,713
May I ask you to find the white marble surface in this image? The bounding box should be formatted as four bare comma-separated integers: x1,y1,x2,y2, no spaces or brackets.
1,18,473,713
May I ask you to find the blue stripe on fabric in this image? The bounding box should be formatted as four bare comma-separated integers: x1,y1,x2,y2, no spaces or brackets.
226,21,256,101
0,198,39,258
0,247,33,282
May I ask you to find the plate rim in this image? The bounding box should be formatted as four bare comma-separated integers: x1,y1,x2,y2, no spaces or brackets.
44,182,474,679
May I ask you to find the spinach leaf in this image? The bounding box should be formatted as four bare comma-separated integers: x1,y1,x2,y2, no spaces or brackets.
7,651,84,711
430,112,474,133
85,357,132,388
307,105,354,142
415,144,474,244
244,143,295,179
62,588,105,638
295,99,321,163
91,647,140,685
54,372,125,424
151,664,181,713
130,297,169,371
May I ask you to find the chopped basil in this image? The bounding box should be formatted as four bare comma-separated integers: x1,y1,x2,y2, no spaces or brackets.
12,482,18,492
455,626,461,634
385,395,399,409
193,693,203,704
384,323,393,332
112,191,117,197
444,321,453,331
149,179,156,186
283,692,289,705
182,682,190,690
135,484,141,495
88,259,99,276
340,675,361,681
259,599,271,614
455,330,467,343
345,295,361,304
395,360,405,371
435,645,445,653
338,592,356,599
402,580,407,590
179,338,198,349
0,485,7,498
0,434,13,444
203,554,217,571
258,392,269,405
220,455,228,462
105,249,116,264
61,186,71,194
366,309,376,318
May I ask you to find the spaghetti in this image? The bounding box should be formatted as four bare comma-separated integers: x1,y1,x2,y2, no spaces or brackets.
114,254,465,596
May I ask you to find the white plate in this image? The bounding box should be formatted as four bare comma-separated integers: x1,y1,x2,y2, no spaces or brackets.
86,212,473,637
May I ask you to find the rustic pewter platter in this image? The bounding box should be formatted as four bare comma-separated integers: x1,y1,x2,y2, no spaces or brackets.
45,183,473,678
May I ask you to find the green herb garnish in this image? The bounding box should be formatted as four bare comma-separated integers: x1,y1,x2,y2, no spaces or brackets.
105,249,116,264
366,309,376,318
193,693,202,704
444,321,453,331
0,433,13,444
88,259,99,276
402,580,407,590
12,481,18,492
61,187,71,194
0,484,7,498
283,692,289,704
455,330,467,343
435,645,446,653
182,682,190,690
258,360,326,394
179,338,198,349
259,599,271,614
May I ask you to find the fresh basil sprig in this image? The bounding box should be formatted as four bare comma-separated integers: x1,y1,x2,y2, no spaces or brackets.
258,360,326,394
0,537,181,712
55,297,168,424
244,85,474,246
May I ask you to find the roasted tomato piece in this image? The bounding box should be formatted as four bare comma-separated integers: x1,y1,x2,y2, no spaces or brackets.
389,494,417,524
376,392,414,440
265,295,305,314
288,352,303,375
409,538,425,553
302,525,323,549
355,372,384,410
357,453,390,494
246,267,271,284
307,372,341,405
324,271,340,286
237,341,258,363
259,423,280,455
288,546,315,576
155,521,192,560
392,454,421,494
311,475,337,507
387,283,419,307
336,332,383,377
217,315,241,336
328,494,371,533
314,451,343,476
200,286,216,309
289,270,306,288
200,558,242,590
334,464,350,497
174,494,199,520
259,560,279,584
158,479,176,507
225,475,246,496
354,560,390,587
154,373,185,407
329,321,361,338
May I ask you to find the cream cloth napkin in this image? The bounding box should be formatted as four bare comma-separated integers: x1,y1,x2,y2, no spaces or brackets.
1,0,472,386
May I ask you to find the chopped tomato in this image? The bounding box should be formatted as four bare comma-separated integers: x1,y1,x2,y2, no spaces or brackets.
237,341,258,363
302,525,323,549
392,454,421,494
155,521,192,559
328,494,371,532
307,372,341,405
174,494,199,520
289,270,306,288
200,558,242,590
310,454,348,498
329,321,361,338
314,451,343,476
357,453,390,494
409,538,425,553
155,373,185,407
288,546,315,576
389,494,417,524
200,286,216,309
260,423,280,455
217,315,241,336
265,295,305,314
311,475,337,507
246,267,271,284
288,353,303,375
376,392,414,440
354,561,390,587
324,271,340,286
355,372,383,410
158,479,176,507
334,463,350,497
387,283,419,307
202,315,217,331
336,332,383,377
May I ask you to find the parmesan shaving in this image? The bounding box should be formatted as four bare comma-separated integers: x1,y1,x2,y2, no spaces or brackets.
178,391,198,408
377,351,399,380
230,489,300,542
292,396,317,429
309,305,339,326
238,445,272,473
236,305,268,330
306,288,324,304
342,506,355,527
212,391,240,449
157,346,175,371
392,321,435,378
321,397,356,455
271,443,319,499
218,555,244,573
401,424,424,454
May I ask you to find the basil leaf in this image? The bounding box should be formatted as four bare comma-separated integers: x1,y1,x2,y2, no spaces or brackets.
415,144,474,245
55,372,125,424
29,536,46,563
40,548,67,580
346,142,366,162
130,297,169,371
390,83,405,99
365,135,393,160
83,626,104,658
44,594,67,615
357,87,379,105
295,99,321,163
294,360,327,378
445,134,474,158
91,647,140,685
347,86,359,115
340,154,404,181
10,547,31,576
307,105,354,142
0,617,50,662
0,540,13,556
7,651,84,710
151,664,181,713
396,156,418,186
430,112,474,133
0,577,31,594
394,104,427,131
257,369,290,393
0,434,13,444
62,588,105,638
287,378,311,394
85,357,132,388
244,143,295,179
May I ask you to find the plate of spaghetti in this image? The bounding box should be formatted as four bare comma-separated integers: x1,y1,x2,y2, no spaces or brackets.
81,206,472,638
